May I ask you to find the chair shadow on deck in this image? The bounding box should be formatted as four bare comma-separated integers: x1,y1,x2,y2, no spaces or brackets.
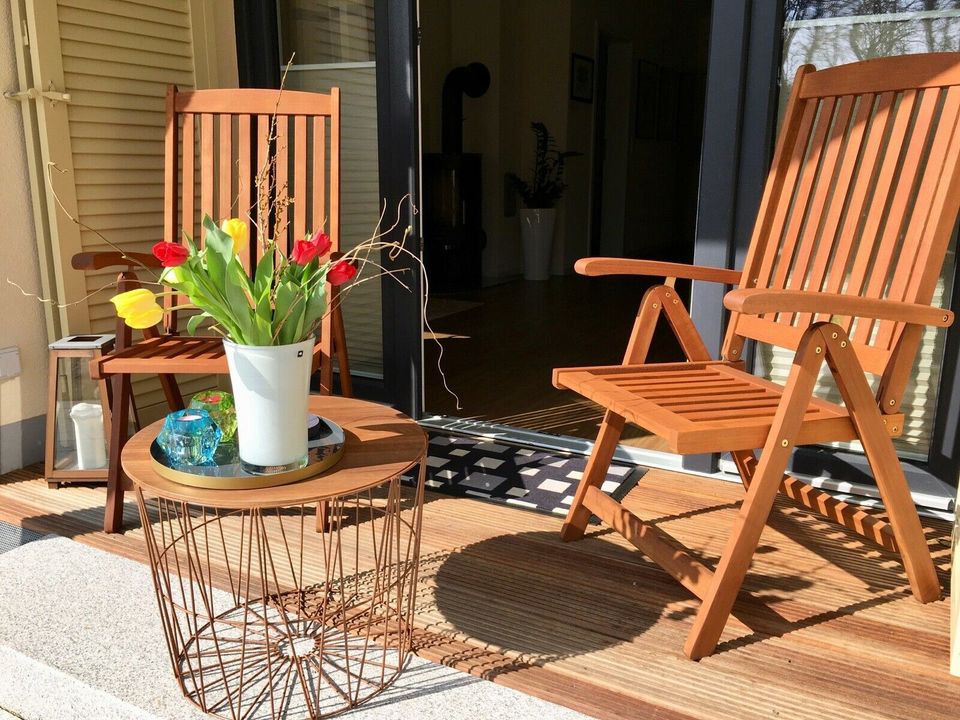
425,494,952,665
8,469,952,666
15,502,143,543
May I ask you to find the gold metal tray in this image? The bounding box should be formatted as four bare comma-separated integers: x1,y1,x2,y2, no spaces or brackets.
149,417,345,490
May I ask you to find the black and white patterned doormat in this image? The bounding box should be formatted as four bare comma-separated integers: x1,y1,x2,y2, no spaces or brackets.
402,434,646,518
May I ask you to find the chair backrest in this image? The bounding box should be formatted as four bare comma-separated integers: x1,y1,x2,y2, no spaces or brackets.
723,53,960,406
162,85,341,326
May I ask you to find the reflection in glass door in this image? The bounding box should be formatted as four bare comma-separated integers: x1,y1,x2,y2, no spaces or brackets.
277,1,384,378
759,1,960,460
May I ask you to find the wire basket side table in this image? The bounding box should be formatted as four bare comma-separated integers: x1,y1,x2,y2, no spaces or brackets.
124,397,427,720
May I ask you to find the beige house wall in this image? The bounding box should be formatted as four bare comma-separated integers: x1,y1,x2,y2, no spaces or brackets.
190,0,239,89
0,0,238,474
0,0,49,473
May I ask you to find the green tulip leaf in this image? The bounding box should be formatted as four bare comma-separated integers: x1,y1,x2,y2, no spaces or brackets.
202,215,234,265
253,246,275,299
186,312,207,337
304,279,327,333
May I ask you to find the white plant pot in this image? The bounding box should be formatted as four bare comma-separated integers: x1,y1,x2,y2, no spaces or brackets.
520,208,556,281
223,338,314,473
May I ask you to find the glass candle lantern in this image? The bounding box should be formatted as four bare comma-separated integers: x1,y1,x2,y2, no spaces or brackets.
45,335,115,486
157,409,223,466
189,391,237,442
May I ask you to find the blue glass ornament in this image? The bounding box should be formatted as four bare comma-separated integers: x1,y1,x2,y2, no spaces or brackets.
157,409,222,466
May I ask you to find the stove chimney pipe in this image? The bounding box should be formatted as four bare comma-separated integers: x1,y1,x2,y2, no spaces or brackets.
441,62,491,154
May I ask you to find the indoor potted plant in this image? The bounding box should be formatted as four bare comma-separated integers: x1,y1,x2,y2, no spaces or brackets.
110,217,357,473
508,122,580,281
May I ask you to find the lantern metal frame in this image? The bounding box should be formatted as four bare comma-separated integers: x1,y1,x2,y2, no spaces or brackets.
44,334,115,487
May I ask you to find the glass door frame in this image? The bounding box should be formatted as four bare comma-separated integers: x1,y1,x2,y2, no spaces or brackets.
373,0,423,419
689,0,960,497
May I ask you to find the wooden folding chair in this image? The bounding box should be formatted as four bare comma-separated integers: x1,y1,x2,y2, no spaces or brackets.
555,53,960,659
71,86,352,533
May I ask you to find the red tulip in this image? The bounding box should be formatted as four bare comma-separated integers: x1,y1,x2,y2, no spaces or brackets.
328,259,358,286
291,239,319,265
152,241,189,267
310,230,332,257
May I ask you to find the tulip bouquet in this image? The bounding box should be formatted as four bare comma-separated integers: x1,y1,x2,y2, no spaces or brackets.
110,215,357,346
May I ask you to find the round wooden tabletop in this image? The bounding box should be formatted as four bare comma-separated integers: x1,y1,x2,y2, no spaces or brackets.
123,395,427,508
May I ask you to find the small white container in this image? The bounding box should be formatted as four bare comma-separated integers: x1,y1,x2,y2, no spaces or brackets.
520,208,557,281
69,402,107,469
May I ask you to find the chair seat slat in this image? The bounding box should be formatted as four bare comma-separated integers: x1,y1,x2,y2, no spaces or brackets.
801,95,875,326
879,86,960,349
753,99,819,291
786,95,855,326
854,87,942,345
769,97,838,298
819,93,894,300
553,364,865,455
840,89,919,334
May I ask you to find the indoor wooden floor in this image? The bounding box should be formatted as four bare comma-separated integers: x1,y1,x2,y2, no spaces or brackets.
0,464,957,720
423,275,688,451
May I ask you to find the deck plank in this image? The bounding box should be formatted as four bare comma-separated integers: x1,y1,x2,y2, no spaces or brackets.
0,464,955,720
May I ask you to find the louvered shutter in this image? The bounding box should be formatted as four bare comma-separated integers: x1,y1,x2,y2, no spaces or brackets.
21,0,218,420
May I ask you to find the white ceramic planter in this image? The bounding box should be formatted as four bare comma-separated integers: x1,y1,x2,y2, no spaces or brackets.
223,338,314,473
520,208,556,281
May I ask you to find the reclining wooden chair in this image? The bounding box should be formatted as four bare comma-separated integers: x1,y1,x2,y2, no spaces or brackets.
71,86,352,533
555,53,960,659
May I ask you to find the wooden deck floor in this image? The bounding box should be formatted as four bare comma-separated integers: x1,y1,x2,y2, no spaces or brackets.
0,464,957,719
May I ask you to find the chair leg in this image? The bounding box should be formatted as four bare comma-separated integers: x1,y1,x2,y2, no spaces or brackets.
104,373,132,534
316,500,330,533
559,285,667,542
683,434,795,659
332,304,352,397
560,410,625,542
823,329,940,602
141,323,184,411
860,436,940,601
683,325,826,659
158,374,184,411
729,450,758,491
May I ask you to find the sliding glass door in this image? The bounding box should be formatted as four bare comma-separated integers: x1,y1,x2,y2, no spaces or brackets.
759,2,960,463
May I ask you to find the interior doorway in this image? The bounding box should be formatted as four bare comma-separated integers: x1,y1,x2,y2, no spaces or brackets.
419,0,712,448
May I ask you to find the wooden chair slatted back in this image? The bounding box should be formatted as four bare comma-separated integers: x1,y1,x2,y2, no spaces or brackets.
723,53,960,401
162,86,341,331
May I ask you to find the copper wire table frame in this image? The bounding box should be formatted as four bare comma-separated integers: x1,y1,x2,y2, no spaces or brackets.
124,397,427,720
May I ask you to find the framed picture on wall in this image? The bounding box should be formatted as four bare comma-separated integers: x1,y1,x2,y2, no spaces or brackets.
657,67,680,140
636,60,659,139
571,54,594,103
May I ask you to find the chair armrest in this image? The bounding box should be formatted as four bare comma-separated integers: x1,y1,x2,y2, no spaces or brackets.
724,288,954,327
71,251,162,271
574,257,742,284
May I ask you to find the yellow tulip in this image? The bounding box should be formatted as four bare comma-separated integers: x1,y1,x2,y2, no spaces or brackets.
220,218,249,256
110,288,164,329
